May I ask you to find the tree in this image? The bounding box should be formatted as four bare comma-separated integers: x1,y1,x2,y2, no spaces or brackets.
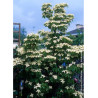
67,30,84,45
13,27,27,45
13,3,84,98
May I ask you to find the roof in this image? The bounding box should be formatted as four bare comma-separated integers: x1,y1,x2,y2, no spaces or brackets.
67,27,84,35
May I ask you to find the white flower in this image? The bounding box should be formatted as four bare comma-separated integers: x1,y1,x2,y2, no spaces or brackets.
62,70,66,73
25,62,30,67
34,83,41,89
36,89,41,93
41,75,45,78
69,64,72,67
49,86,52,89
13,58,23,66
17,47,25,55
45,80,49,83
70,85,74,90
36,83,41,88
49,72,53,75
28,82,32,85
44,55,56,60
65,57,70,60
73,91,83,97
60,79,65,84
53,75,57,79
34,86,37,89
50,46,53,48
60,90,63,93
53,40,56,43
30,93,34,97
59,66,63,69
72,62,75,64
25,80,28,83
73,92,78,96
65,86,69,90
44,67,49,70
77,63,83,68
45,42,50,45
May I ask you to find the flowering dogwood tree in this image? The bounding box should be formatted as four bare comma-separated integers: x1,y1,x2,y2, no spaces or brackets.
13,3,84,98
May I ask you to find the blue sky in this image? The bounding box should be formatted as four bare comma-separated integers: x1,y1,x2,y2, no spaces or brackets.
13,0,84,34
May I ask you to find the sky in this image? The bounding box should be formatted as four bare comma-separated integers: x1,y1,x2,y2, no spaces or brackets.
13,0,84,34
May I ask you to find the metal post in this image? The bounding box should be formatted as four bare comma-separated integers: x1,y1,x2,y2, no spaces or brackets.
81,51,83,92
13,23,21,46
19,23,20,46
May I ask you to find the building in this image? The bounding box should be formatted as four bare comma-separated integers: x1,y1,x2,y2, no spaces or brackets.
13,23,21,49
66,24,84,36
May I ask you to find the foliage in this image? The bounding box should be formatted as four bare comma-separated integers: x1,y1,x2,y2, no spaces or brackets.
13,27,27,45
67,30,84,45
13,3,84,98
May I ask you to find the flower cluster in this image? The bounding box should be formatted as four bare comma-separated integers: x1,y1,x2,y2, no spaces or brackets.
42,3,53,19
60,36,72,42
52,75,57,79
34,83,41,89
13,57,23,66
62,70,71,74
31,69,41,73
60,78,65,84
17,47,25,55
65,85,74,90
27,33,39,37
77,63,83,68
44,55,56,60
67,45,84,58
56,43,71,48
73,91,83,98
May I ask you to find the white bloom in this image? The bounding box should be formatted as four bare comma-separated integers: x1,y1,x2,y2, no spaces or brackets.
28,82,32,85
17,47,25,55
25,80,28,83
62,70,66,73
25,62,30,67
13,58,23,66
53,75,57,79
59,66,63,69
30,93,34,97
44,55,56,60
32,62,36,65
69,63,72,67
45,80,49,83
45,42,50,45
60,79,65,84
60,90,63,93
50,46,53,48
49,86,52,89
72,62,75,65
24,38,27,42
77,63,83,68
49,72,53,75
53,40,56,43
41,75,45,78
65,86,69,90
73,91,83,98
73,92,78,96
34,83,41,89
36,89,41,93
44,67,49,70
65,57,70,60
36,83,41,88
